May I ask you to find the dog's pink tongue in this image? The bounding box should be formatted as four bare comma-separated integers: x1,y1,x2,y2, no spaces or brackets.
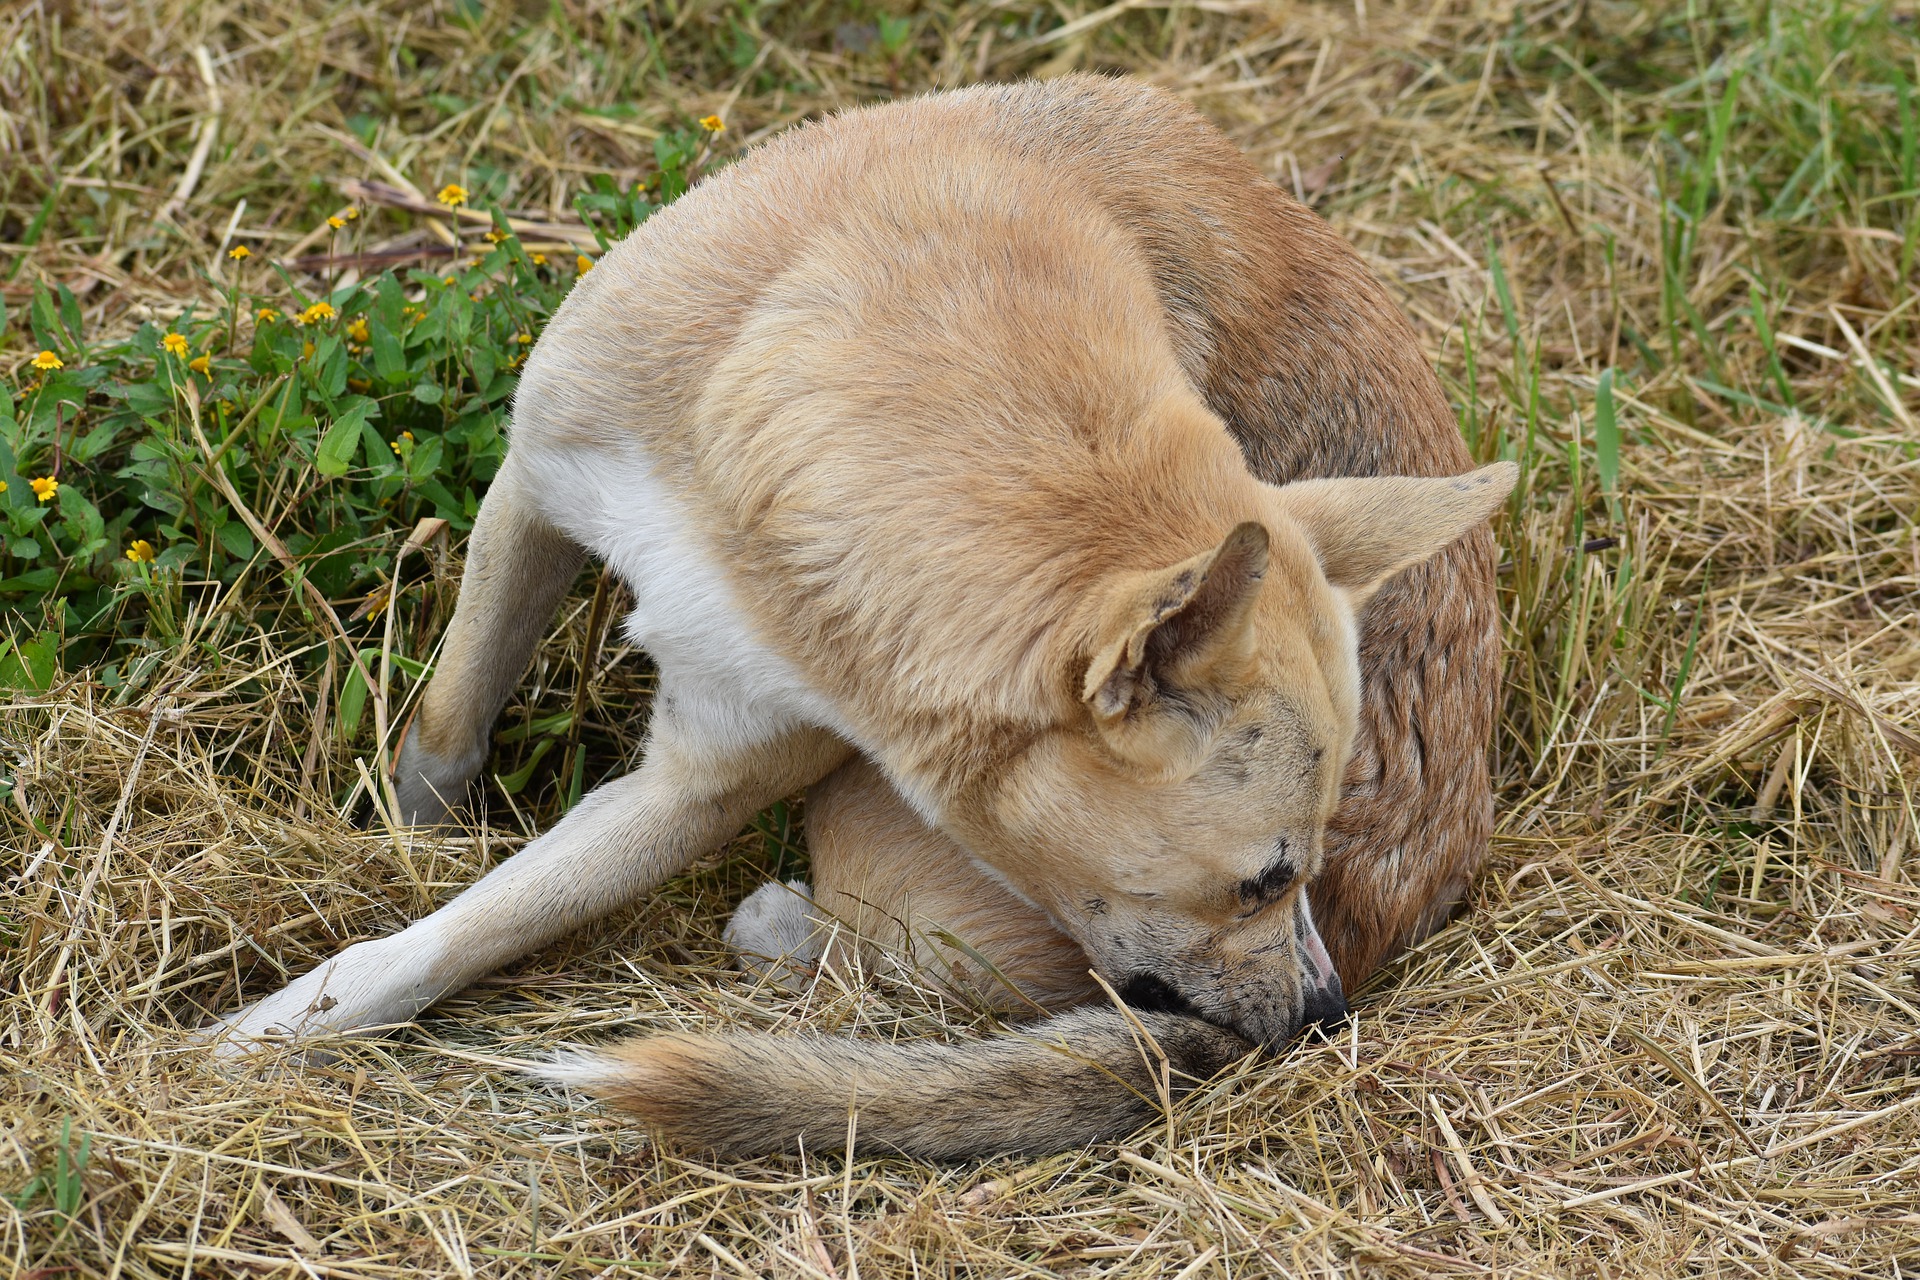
1299,895,1339,989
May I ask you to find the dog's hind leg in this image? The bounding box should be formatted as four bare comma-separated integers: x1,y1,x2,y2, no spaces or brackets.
393,454,587,825
208,711,850,1053
803,758,1101,1014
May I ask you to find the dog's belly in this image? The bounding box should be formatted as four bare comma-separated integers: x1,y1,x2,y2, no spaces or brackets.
515,439,850,753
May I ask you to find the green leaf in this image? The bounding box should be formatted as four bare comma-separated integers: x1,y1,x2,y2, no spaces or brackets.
496,738,554,794
314,398,375,477
56,284,83,348
215,520,255,561
1594,368,1620,500
371,318,407,383
470,343,495,394
314,336,349,400
411,381,444,405
407,433,444,483
0,630,60,693
337,652,371,736
30,285,60,352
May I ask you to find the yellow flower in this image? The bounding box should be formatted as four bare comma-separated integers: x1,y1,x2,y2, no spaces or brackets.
530,253,547,267
126,539,156,564
327,215,346,230
344,206,360,220
31,349,63,371
0,480,7,493
514,332,531,345
256,307,279,323
188,354,211,375
346,317,370,344
301,340,316,359
437,183,469,208
298,300,336,325
390,430,415,455
700,114,725,133
484,229,507,243
30,476,58,502
161,332,189,358
576,254,594,273
227,245,251,261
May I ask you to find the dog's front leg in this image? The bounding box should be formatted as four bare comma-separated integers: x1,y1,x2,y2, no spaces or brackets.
207,720,849,1054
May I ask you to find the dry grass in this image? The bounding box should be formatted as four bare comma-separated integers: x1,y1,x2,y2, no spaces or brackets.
5,0,1919,1276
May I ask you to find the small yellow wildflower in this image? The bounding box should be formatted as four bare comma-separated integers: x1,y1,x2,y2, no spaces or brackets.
484,229,508,243
0,480,7,493
31,349,63,371
302,340,316,359
161,332,189,358
390,430,415,455
30,476,58,502
700,114,725,133
344,206,360,220
299,300,336,325
576,254,594,273
327,215,346,230
188,354,211,375
437,183,469,208
256,307,279,323
346,317,371,344
126,539,156,564
531,253,547,267
227,245,251,261
514,332,531,345
442,276,457,286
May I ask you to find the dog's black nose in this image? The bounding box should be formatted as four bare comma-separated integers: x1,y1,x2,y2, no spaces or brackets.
1298,975,1349,1036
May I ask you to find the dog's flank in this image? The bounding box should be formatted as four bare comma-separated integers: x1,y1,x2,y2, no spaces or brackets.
537,1008,1252,1159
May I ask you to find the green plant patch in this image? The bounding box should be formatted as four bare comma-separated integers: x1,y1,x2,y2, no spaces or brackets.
0,138,711,704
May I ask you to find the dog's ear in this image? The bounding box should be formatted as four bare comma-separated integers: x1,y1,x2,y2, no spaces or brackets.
1081,522,1268,774
1271,462,1516,606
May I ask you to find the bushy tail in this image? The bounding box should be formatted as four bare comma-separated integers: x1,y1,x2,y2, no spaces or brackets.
533,1007,1252,1159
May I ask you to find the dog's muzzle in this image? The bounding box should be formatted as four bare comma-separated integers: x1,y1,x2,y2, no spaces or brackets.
1115,893,1350,1045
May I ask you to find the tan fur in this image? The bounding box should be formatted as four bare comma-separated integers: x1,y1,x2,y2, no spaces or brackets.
805,758,1102,1013
213,76,1511,1159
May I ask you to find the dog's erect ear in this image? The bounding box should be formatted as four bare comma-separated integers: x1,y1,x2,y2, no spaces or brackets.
1081,523,1269,770
1272,462,1516,606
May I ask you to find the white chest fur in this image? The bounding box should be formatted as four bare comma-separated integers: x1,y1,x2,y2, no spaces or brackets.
514,439,849,755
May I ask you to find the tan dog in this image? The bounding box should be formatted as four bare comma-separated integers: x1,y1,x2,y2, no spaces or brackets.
209,76,1511,1158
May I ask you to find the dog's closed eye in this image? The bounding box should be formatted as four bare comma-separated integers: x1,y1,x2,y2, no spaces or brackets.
1235,847,1295,907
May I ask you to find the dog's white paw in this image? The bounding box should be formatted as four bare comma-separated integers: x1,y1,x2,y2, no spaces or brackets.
724,878,825,988
200,935,449,1057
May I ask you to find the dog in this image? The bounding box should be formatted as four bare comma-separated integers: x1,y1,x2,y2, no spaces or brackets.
209,75,1511,1159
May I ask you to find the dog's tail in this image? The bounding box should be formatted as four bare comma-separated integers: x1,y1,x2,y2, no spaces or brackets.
533,1007,1252,1159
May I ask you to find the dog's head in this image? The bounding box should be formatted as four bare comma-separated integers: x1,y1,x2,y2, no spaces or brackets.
953,462,1515,1049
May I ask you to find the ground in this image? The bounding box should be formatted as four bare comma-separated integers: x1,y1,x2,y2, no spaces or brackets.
3,1,1918,1276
